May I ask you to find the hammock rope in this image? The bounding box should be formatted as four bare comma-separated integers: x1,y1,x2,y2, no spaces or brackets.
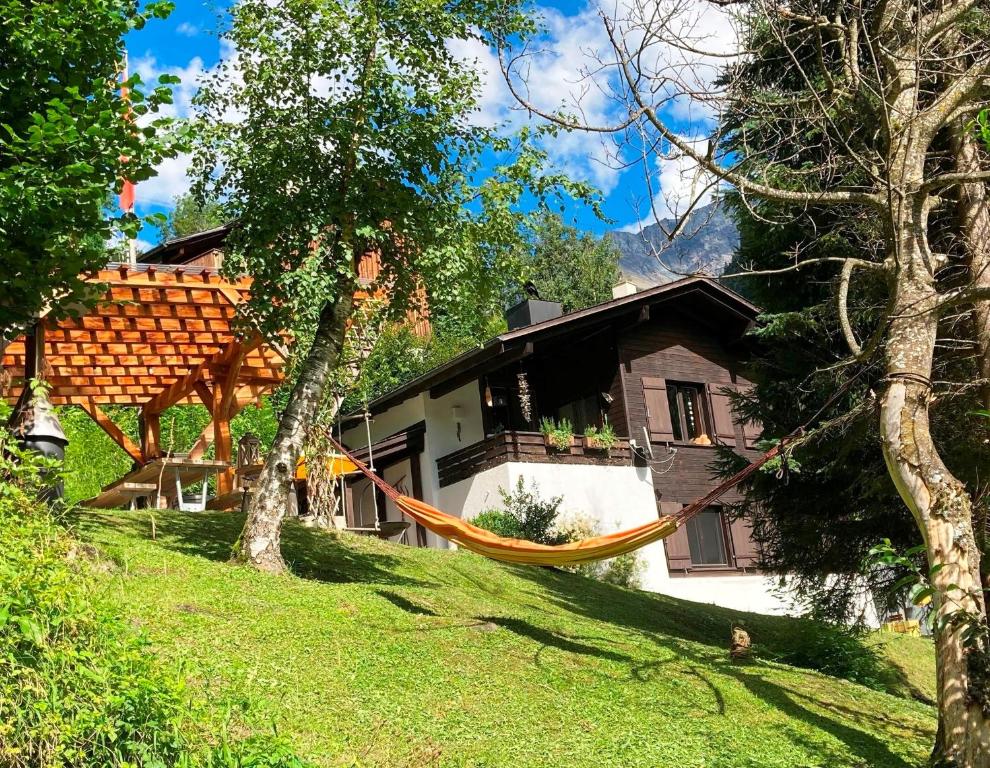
320,428,796,566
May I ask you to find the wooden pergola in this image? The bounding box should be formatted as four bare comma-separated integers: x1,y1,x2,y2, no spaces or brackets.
2,263,286,497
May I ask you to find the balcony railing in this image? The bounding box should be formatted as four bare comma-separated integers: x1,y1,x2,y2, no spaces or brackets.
436,430,633,488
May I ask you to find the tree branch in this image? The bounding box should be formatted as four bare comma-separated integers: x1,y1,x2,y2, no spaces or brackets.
599,14,885,208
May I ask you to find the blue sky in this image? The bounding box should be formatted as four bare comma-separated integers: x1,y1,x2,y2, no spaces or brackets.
125,1,732,249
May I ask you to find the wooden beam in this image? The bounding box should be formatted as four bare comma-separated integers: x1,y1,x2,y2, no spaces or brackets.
141,410,161,460
193,379,214,409
79,401,144,464
212,371,234,495
144,335,261,414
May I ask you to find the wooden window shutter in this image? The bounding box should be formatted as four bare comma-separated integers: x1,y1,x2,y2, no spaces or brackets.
642,377,674,442
729,514,759,570
660,501,691,572
706,383,737,446
737,384,763,449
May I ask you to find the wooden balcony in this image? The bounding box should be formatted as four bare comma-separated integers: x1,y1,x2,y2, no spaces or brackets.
436,431,634,488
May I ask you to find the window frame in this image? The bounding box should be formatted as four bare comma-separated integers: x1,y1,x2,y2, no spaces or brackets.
684,507,732,568
666,381,712,444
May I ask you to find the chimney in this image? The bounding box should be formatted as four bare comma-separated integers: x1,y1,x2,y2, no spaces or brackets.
612,280,638,299
505,299,563,330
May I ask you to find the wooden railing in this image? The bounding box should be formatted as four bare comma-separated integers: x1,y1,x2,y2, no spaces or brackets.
436,431,633,488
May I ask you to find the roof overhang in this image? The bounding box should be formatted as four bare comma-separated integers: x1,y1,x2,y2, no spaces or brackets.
340,276,759,426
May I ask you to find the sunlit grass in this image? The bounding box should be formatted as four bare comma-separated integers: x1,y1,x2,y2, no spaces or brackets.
75,510,935,768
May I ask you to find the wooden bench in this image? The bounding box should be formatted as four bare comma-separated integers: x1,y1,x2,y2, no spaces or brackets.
82,482,157,510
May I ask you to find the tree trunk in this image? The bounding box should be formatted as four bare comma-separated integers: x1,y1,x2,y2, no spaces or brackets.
237,287,355,572
950,121,990,610
951,122,990,413
880,197,990,765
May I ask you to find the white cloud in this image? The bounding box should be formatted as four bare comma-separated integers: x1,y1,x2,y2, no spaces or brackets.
130,54,208,207
176,22,199,37
451,1,739,203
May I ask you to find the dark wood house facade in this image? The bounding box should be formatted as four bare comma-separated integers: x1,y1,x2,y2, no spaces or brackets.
343,277,764,579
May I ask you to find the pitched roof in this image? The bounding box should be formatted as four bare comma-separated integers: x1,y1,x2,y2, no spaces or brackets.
138,224,234,265
342,276,758,422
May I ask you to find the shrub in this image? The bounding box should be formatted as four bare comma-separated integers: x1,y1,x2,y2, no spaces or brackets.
470,509,523,539
598,552,644,589
764,621,886,691
554,514,643,589
0,420,311,766
474,478,566,545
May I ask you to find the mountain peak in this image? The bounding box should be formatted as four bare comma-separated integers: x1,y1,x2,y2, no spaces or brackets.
609,202,739,287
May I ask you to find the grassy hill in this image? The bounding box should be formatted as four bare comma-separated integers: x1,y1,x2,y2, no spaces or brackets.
73,510,936,768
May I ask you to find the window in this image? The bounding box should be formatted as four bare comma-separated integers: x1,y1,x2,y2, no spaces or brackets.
667,383,710,443
558,394,600,432
685,509,729,566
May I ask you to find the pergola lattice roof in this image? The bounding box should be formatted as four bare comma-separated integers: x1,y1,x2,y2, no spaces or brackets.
3,263,286,407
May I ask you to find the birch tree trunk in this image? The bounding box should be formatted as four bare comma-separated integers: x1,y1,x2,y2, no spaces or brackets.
880,171,990,763
237,287,355,572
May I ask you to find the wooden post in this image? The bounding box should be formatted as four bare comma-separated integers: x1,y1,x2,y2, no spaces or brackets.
211,375,234,495
141,409,161,460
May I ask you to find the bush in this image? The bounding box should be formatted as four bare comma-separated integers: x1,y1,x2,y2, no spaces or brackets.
0,420,310,766
555,514,643,589
473,478,566,545
470,508,524,539
764,621,886,691
598,553,645,590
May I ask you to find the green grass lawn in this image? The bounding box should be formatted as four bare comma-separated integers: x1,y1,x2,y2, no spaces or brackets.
73,510,936,768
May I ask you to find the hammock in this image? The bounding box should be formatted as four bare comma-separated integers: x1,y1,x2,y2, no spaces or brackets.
323,431,792,566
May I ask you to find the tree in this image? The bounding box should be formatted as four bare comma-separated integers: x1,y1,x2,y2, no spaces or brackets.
193,0,595,573
515,212,620,312
500,1,990,761
159,192,226,239
0,0,181,339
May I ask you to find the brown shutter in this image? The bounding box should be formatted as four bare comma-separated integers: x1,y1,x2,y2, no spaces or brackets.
660,501,691,572
642,377,674,442
737,384,763,449
706,383,737,446
729,513,759,570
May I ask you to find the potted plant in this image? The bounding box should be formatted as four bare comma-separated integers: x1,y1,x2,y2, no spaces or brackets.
540,417,574,452
583,422,617,452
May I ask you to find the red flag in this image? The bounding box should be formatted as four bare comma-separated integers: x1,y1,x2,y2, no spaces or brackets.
119,55,135,214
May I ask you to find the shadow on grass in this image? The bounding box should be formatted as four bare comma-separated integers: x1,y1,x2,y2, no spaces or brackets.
73,510,426,587
377,589,439,616
482,612,919,764
727,666,920,767
478,615,635,664
502,564,925,701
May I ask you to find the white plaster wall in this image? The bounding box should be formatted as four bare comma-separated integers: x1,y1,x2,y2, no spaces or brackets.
656,574,798,616
341,395,426,448
421,381,486,543
422,382,485,464
439,462,671,591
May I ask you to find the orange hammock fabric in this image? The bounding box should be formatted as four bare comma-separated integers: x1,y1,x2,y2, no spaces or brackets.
393,495,679,565
323,431,789,567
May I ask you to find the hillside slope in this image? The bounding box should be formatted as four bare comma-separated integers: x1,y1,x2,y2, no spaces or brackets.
74,511,935,768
